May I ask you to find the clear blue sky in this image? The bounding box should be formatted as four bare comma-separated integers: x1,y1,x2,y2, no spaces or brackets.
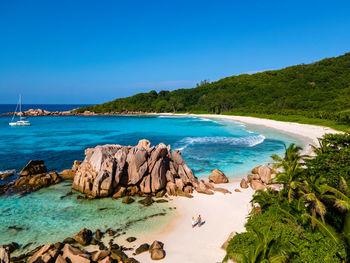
0,0,349,104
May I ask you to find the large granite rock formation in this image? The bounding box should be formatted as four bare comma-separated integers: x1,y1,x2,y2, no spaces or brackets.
72,140,208,198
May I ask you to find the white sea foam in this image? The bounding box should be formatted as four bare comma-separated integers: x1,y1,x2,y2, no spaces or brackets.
176,135,265,151
198,117,219,123
0,169,16,175
157,115,188,119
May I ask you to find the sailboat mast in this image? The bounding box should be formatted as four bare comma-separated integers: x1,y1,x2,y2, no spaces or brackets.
19,94,21,114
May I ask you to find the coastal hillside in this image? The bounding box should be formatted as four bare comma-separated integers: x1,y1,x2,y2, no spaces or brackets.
77,53,350,125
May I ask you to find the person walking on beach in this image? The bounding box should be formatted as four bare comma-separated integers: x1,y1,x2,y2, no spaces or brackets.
192,217,196,228
197,215,202,227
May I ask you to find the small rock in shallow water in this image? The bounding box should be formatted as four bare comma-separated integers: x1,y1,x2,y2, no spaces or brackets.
60,190,73,199
122,196,135,204
8,226,24,232
126,237,136,243
138,197,154,206
22,242,33,250
155,199,168,203
5,242,19,253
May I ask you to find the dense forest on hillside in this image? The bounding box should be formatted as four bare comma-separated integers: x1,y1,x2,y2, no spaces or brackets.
77,53,350,125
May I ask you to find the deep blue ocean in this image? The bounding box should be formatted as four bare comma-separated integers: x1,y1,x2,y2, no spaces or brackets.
0,113,304,252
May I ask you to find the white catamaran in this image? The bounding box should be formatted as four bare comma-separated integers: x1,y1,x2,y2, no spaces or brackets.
9,94,31,126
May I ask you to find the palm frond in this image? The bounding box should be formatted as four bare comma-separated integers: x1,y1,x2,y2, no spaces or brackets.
339,176,349,195
306,214,341,244
270,254,289,263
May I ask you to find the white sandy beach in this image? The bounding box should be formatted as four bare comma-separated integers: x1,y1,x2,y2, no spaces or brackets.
125,114,341,263
160,113,341,147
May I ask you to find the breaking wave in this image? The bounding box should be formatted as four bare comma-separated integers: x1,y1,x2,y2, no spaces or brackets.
0,169,16,175
176,135,265,151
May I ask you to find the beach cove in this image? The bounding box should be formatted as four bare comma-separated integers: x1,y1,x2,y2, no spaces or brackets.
0,114,340,262
127,114,341,262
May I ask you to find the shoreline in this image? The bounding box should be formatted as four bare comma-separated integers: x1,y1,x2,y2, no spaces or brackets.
155,113,341,147
123,113,341,262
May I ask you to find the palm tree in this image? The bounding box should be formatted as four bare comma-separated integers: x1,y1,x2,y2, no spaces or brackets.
321,177,350,246
271,143,305,202
223,228,290,263
251,188,281,214
271,143,304,168
298,174,327,228
276,200,342,245
310,138,329,155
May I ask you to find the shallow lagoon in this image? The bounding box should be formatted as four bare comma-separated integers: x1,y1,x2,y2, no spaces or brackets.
0,182,174,252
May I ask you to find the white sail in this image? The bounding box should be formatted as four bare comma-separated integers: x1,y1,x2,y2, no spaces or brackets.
9,94,31,126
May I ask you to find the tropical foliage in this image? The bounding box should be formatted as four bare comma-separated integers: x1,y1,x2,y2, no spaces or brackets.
76,53,350,127
224,133,350,263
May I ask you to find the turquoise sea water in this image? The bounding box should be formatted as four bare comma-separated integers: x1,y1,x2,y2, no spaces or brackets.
0,115,304,251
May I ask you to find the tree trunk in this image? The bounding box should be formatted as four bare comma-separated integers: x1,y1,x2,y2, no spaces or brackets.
311,209,316,230
343,211,350,247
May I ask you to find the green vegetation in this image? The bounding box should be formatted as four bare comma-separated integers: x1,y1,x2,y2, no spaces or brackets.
224,133,350,263
77,53,350,131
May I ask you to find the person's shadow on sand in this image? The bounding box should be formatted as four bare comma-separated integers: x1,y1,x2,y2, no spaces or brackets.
198,221,206,227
